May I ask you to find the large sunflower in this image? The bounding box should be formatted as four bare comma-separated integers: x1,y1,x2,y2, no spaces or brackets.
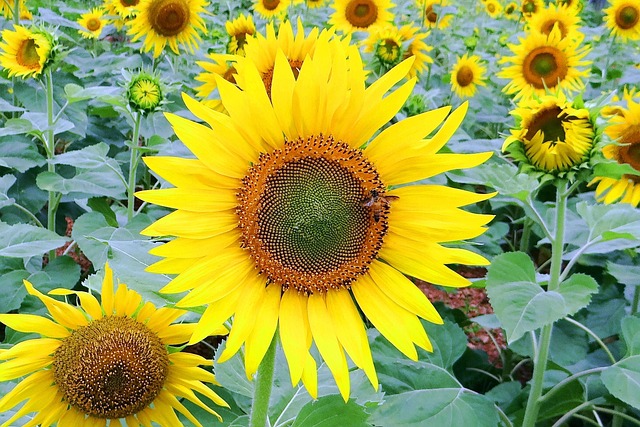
225,13,256,55
252,0,289,19
450,53,487,99
127,0,207,58
498,26,591,100
527,3,583,41
136,38,493,399
329,0,395,33
77,8,108,39
418,0,453,28
503,92,595,174
590,97,640,206
0,25,55,79
0,263,228,427
604,0,640,41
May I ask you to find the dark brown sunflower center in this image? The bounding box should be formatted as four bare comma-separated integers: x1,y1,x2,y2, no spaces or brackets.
617,6,639,30
53,316,169,419
425,5,438,23
261,59,303,99
263,0,281,10
86,17,102,31
345,0,378,28
618,125,640,182
525,106,566,144
456,65,474,87
122,0,139,5
524,47,568,89
542,20,567,38
17,38,40,69
148,0,190,37
237,135,389,294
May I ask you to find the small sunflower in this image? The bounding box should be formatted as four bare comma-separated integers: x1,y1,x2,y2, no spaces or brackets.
225,13,256,55
195,52,238,101
498,26,591,100
521,0,543,18
0,263,228,427
252,0,289,19
329,0,395,33
136,38,493,400
485,0,503,18
398,24,433,78
0,25,55,79
77,8,108,39
128,0,208,58
604,0,640,41
105,0,141,19
504,92,596,175
126,69,165,113
504,2,520,19
306,0,327,8
590,97,640,206
450,53,487,99
527,3,582,41
363,24,405,67
418,0,453,28
555,0,583,12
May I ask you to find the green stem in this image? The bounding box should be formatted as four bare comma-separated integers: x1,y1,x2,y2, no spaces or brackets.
12,0,20,24
44,68,58,260
632,285,640,315
249,336,277,427
540,367,606,404
522,181,568,427
126,112,143,221
593,406,640,426
519,218,532,253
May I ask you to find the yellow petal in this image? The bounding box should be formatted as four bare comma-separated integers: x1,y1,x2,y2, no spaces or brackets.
271,50,297,139
135,188,237,212
189,292,239,345
382,152,493,185
49,288,103,320
142,156,240,189
0,338,60,361
140,209,238,239
300,353,318,399
245,283,281,378
279,289,310,385
101,263,115,315
0,354,52,381
23,280,88,329
426,102,469,153
149,231,240,258
0,314,69,338
146,256,202,274
146,307,185,332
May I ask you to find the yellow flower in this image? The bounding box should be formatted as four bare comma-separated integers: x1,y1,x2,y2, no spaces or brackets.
363,24,406,67
329,0,395,33
504,2,520,20
590,97,640,206
225,13,256,55
0,25,54,79
0,263,228,427
195,52,238,100
136,36,494,400
128,0,208,58
77,8,108,39
398,24,433,78
498,26,591,101
504,92,595,174
555,0,583,12
521,0,543,18
604,0,640,42
104,0,140,30
527,3,583,42
305,0,327,8
418,0,453,28
450,53,487,99
252,0,289,19
485,0,503,18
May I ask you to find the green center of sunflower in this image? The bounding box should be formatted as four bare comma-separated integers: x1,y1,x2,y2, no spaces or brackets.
237,135,389,294
617,6,639,30
505,4,515,14
86,17,102,32
523,2,535,13
16,38,40,69
148,0,190,37
375,39,402,65
53,316,169,419
345,0,378,28
456,65,474,87
524,47,567,89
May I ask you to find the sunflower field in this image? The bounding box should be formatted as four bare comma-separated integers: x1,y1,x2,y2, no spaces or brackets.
1,0,640,425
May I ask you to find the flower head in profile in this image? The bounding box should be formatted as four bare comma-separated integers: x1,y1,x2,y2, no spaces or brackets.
0,263,228,427
450,53,487,99
127,0,208,58
590,96,640,206
77,8,108,39
504,92,596,177
125,69,166,113
0,25,56,79
418,0,452,28
603,0,640,42
225,13,256,55
136,37,494,400
398,24,433,78
498,26,591,101
329,0,395,33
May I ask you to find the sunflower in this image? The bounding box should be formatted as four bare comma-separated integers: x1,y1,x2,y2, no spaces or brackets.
252,0,289,19
504,2,519,19
590,97,640,206
498,26,591,101
0,25,55,79
0,263,228,427
195,52,238,101
521,0,543,18
527,3,582,41
127,0,207,58
329,0,395,33
363,24,406,67
555,0,583,12
20,3,32,20
450,53,487,99
104,0,140,30
136,35,493,400
398,24,433,78
485,0,503,18
503,92,595,174
126,69,165,113
418,0,453,28
77,8,108,39
604,0,640,41
0,0,27,19
226,13,256,55
306,0,327,8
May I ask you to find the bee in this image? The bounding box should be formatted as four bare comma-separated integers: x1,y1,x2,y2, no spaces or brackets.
361,190,399,222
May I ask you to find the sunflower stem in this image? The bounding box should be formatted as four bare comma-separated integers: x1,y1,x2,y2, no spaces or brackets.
521,180,568,427
44,68,59,261
12,0,20,24
249,335,277,427
127,111,143,221
632,285,640,315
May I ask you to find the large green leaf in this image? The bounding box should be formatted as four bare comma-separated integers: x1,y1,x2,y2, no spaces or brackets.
602,355,640,410
0,136,46,172
63,83,121,104
292,396,369,427
621,316,640,357
0,175,16,209
0,222,68,258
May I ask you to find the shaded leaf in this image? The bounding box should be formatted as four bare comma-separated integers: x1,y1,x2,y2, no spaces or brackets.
292,395,369,427
621,316,640,357
602,355,640,410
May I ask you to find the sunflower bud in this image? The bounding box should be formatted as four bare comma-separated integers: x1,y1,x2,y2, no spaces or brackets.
125,70,165,114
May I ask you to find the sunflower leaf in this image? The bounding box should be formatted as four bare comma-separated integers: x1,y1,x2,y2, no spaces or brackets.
601,355,640,410
292,395,369,427
0,222,68,258
621,316,640,357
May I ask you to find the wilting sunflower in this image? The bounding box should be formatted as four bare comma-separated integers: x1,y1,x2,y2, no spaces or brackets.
329,0,395,33
498,26,591,100
128,0,207,58
0,25,55,79
363,24,406,67
604,0,640,41
527,3,582,41
419,0,453,28
398,24,433,78
590,97,640,206
485,0,502,18
0,263,228,427
450,53,487,99
136,37,493,400
504,92,595,174
521,0,543,18
504,2,519,19
225,14,256,55
77,8,108,39
253,0,289,19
